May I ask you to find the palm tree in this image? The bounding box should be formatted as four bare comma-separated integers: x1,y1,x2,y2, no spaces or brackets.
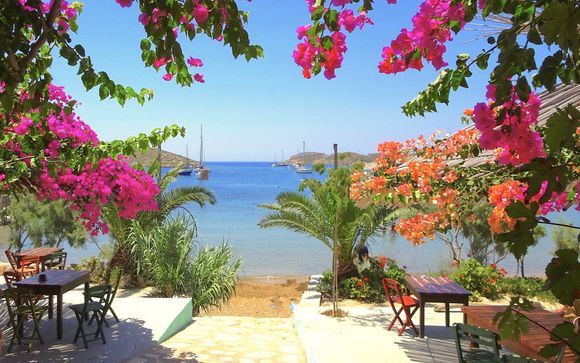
101,165,216,282
258,167,398,280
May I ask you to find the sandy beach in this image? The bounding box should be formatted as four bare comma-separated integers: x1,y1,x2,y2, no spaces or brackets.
202,275,310,318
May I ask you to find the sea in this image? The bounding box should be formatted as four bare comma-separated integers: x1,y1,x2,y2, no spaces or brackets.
58,162,579,277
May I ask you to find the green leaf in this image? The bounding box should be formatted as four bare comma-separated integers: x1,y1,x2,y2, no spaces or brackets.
515,76,531,102
544,105,580,152
540,1,579,52
527,28,542,45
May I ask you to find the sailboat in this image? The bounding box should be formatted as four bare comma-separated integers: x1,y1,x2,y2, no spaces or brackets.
272,150,289,167
296,141,312,174
196,124,210,180
178,145,194,176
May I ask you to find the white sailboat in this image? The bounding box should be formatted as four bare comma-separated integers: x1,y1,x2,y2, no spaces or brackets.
178,145,194,176
272,150,289,167
296,141,312,174
196,124,210,180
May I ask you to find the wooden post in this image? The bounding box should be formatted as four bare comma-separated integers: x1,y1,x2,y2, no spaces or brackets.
157,144,162,184
332,143,339,316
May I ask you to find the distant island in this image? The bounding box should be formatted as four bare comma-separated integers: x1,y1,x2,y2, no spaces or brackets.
284,151,378,166
128,149,199,168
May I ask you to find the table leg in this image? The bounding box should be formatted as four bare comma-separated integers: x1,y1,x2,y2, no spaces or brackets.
445,302,450,327
463,298,469,325
57,293,63,339
48,295,53,319
419,298,425,338
84,282,90,321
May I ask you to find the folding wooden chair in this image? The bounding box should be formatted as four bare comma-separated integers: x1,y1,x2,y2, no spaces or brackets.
453,323,501,362
3,287,48,352
86,267,122,327
382,278,419,336
69,285,111,349
44,251,68,270
5,250,39,277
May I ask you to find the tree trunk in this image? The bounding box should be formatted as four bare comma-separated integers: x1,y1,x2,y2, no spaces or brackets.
520,258,525,278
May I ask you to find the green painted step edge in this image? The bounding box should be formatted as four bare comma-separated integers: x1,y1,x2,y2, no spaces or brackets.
157,299,193,343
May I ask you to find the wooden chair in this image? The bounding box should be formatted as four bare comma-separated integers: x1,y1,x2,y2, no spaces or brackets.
69,285,111,349
3,270,24,288
454,323,501,362
3,287,48,352
44,251,67,270
86,268,123,327
5,250,40,277
382,278,419,336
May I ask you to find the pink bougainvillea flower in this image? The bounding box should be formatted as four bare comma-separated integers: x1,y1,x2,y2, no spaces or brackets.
193,5,209,24
0,81,6,93
193,73,205,83
115,0,133,8
138,13,151,26
162,73,174,81
187,57,203,67
151,8,167,24
153,57,167,68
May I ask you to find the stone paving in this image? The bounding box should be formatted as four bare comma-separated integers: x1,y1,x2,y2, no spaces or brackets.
126,316,306,363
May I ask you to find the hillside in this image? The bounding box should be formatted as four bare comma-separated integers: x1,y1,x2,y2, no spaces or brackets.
285,151,378,165
128,149,199,168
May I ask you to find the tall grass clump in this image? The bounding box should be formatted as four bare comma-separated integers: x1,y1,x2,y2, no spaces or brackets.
190,243,241,316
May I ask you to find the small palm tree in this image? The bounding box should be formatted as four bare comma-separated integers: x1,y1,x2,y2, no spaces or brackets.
102,165,216,282
258,167,398,280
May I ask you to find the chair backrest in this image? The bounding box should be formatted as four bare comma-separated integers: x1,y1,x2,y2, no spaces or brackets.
382,278,409,308
82,285,112,315
108,268,123,304
18,255,40,274
4,250,18,270
454,323,501,363
46,251,67,270
3,287,39,324
3,271,24,288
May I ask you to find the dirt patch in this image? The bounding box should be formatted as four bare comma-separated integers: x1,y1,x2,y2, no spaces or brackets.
201,275,309,318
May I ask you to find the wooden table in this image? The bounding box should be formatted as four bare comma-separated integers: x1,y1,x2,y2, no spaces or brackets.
17,247,63,271
405,275,470,338
463,305,577,363
15,269,90,339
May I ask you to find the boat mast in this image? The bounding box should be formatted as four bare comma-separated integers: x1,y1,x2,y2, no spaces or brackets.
199,124,204,168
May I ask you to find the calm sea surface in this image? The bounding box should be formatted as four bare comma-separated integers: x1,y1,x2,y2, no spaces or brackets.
61,162,579,276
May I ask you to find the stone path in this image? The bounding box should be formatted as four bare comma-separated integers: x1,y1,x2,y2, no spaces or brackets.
126,317,306,363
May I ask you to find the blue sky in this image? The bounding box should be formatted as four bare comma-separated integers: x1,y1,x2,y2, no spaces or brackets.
52,0,499,161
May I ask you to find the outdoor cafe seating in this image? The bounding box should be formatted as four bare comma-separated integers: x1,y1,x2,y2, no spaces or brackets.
1,248,121,353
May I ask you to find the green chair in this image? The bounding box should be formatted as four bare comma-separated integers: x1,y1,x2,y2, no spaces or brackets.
454,323,502,362
501,345,566,363
44,251,68,270
69,285,111,349
86,268,122,327
3,287,48,352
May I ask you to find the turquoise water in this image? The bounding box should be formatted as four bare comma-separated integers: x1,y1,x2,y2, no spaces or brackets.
58,162,579,276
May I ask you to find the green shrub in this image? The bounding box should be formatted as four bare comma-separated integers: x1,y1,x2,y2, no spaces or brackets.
317,270,333,296
73,256,107,284
190,243,241,316
451,258,504,300
496,277,557,302
341,276,375,300
319,256,408,303
139,217,196,297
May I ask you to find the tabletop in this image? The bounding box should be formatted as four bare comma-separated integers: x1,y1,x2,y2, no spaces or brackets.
15,269,89,289
462,305,576,362
16,247,62,258
405,275,470,297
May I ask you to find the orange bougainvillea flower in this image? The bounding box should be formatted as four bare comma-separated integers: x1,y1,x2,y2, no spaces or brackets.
463,108,474,117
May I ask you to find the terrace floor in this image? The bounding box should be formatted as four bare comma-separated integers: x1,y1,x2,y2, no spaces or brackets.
0,275,515,362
